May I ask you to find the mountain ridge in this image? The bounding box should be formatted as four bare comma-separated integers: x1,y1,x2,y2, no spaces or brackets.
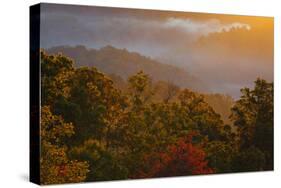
46,45,209,92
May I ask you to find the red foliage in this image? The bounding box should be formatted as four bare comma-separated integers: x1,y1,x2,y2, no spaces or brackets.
58,164,67,176
133,133,214,178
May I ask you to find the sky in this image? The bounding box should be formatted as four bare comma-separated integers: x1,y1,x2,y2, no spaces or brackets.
40,3,274,98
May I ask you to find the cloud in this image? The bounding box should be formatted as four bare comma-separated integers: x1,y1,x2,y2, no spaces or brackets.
163,18,251,36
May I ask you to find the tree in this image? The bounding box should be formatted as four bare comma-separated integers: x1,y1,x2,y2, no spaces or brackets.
133,133,214,178
41,52,128,145
70,139,128,181
178,89,224,141
65,67,128,144
205,141,237,173
230,78,273,170
128,71,153,108
41,51,74,106
40,106,89,184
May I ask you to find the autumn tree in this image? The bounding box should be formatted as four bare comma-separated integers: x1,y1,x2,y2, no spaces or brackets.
40,106,89,184
133,133,214,178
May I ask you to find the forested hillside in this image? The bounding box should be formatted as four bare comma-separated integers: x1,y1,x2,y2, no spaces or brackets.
39,52,273,184
47,45,207,92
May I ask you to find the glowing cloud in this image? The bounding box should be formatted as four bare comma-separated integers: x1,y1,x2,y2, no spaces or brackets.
164,18,251,36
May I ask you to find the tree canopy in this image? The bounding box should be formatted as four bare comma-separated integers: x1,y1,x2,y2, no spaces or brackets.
39,52,273,184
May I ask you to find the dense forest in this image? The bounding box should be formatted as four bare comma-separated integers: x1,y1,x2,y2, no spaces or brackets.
39,52,273,184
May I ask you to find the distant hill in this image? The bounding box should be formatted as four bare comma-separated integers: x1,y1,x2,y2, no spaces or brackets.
46,45,208,92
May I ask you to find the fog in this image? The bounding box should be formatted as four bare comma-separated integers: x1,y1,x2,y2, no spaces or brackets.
40,4,273,98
